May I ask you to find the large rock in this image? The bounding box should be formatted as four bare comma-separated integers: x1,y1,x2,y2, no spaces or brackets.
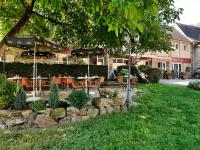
34,114,57,128
78,116,90,121
9,111,22,118
105,105,113,113
67,107,79,116
0,110,10,118
22,110,32,121
50,108,66,120
87,107,99,118
99,107,107,115
28,112,38,127
0,122,7,130
93,98,110,108
111,97,125,106
59,116,71,124
79,108,87,116
120,105,127,113
71,116,79,123
38,108,52,117
5,117,24,126
113,106,121,112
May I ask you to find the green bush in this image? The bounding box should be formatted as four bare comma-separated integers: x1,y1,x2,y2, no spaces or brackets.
188,82,200,90
118,69,129,76
145,68,161,83
0,74,16,109
31,100,46,112
14,83,27,109
66,90,89,109
138,65,151,73
117,65,147,83
48,82,60,108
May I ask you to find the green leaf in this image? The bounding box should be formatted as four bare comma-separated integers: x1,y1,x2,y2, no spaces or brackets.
135,23,144,33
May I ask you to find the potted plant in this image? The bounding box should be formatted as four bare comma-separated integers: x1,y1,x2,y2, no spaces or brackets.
179,72,187,79
164,71,172,79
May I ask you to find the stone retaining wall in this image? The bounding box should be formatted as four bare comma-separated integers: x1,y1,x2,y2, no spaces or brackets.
0,97,131,131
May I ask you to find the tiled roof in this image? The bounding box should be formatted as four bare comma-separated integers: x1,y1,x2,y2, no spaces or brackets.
172,26,192,42
177,23,200,41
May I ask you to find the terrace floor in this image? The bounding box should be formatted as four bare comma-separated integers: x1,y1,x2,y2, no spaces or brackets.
26,87,139,101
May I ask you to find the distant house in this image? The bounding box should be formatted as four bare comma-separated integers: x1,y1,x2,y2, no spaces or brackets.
93,24,194,78
176,23,200,70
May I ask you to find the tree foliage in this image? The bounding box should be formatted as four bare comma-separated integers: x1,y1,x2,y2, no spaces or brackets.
0,0,183,56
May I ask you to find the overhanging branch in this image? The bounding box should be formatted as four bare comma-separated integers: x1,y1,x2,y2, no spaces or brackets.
32,11,71,26
20,0,27,8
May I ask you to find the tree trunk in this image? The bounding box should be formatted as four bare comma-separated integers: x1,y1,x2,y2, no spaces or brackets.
0,0,36,45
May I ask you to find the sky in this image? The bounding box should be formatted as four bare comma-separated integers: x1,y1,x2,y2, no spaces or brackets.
174,0,200,25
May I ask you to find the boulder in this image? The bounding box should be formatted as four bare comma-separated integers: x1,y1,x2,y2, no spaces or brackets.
120,105,127,113
0,110,9,118
93,98,110,108
22,110,32,121
67,107,79,116
105,105,113,113
38,108,52,117
0,122,7,130
99,107,107,115
78,116,90,121
71,116,79,123
34,114,57,128
111,97,125,106
59,116,71,124
79,108,87,116
87,108,99,118
5,117,24,126
113,106,121,112
28,112,38,127
50,108,66,120
9,111,22,117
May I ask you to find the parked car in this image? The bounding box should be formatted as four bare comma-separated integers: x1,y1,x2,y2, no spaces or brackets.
191,68,200,79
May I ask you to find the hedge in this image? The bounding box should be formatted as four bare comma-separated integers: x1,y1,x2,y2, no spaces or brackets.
0,62,108,78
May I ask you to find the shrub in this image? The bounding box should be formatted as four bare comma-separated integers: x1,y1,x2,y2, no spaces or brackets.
0,74,16,109
138,65,151,73
119,69,129,76
66,90,89,109
145,68,161,83
31,100,46,112
14,83,27,109
188,82,200,90
48,82,60,108
117,65,147,83
164,71,172,79
179,72,187,79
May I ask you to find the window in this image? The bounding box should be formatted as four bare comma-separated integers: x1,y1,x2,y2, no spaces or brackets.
123,59,128,63
158,62,162,68
182,44,186,50
175,43,179,50
113,58,116,63
184,45,186,50
117,59,123,63
145,61,149,65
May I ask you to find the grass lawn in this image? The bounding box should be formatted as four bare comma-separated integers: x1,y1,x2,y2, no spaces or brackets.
1,84,200,150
